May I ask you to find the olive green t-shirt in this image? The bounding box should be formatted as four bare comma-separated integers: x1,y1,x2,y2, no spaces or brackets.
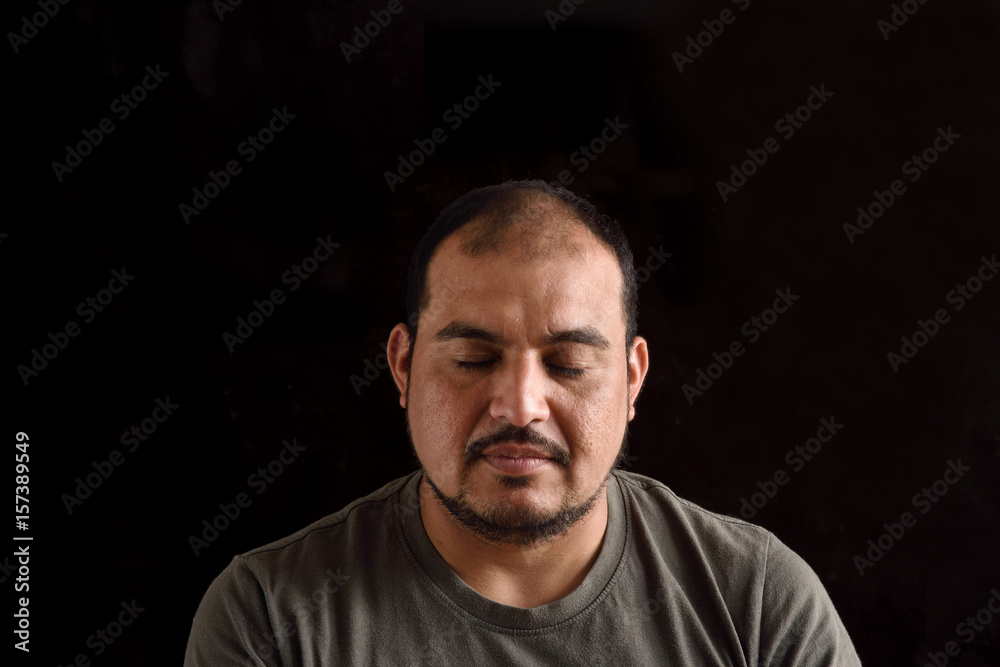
184,470,861,665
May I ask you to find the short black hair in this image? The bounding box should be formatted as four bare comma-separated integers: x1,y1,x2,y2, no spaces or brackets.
404,179,639,378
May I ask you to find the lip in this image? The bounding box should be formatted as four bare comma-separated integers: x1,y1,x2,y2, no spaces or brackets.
481,444,553,459
479,444,555,475
483,455,552,475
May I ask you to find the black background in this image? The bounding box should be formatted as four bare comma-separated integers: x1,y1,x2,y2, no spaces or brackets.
6,0,1000,665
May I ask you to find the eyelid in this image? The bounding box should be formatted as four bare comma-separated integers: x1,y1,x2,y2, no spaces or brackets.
453,358,585,379
549,365,585,379
455,359,495,368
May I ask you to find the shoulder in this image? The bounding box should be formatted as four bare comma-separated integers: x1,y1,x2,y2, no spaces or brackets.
614,468,829,590
612,471,860,664
185,473,419,665
235,471,417,583
245,473,413,554
613,469,771,551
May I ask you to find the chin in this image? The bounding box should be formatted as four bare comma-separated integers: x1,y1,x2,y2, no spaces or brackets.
475,477,568,511
491,473,535,490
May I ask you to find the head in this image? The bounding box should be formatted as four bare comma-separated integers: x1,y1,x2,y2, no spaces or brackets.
403,180,640,382
387,179,649,547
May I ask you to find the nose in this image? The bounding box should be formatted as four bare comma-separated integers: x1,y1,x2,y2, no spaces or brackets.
488,353,551,427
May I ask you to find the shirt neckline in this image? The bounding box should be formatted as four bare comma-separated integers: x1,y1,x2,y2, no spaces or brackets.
396,470,628,631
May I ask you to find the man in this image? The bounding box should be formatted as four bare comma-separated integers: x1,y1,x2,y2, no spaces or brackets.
185,179,862,665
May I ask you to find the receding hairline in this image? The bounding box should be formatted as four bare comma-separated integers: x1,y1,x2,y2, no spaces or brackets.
404,178,640,382
420,196,625,324
419,190,625,313
452,191,597,264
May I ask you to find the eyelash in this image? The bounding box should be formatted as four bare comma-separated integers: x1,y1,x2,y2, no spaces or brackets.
455,359,585,379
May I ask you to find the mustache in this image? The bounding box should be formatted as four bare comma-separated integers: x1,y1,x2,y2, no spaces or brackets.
465,423,571,467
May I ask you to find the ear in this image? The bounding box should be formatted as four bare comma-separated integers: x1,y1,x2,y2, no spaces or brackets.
387,323,412,408
626,336,649,421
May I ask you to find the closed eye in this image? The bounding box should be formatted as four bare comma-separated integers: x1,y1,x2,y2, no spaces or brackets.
455,360,495,371
455,359,585,379
548,365,585,379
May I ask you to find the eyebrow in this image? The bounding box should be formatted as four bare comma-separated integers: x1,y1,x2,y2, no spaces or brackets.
432,321,611,350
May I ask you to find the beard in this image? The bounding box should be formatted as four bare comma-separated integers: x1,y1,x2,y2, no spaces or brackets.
404,392,631,547
422,465,609,547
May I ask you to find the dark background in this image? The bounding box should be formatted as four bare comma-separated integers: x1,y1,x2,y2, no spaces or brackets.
6,0,1000,664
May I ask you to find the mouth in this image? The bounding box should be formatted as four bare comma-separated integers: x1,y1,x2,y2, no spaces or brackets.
480,444,556,475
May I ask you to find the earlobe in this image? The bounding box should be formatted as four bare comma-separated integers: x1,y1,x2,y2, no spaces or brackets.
387,323,412,408
627,336,649,419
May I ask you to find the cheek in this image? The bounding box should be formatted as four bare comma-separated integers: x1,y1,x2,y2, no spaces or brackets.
561,376,627,464
408,368,476,475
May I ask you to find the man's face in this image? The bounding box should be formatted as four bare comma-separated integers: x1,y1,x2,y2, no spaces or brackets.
390,208,647,546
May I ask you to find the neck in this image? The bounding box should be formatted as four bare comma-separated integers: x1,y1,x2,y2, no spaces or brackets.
417,475,609,608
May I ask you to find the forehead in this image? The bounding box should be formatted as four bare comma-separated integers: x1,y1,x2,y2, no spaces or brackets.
454,197,587,260
423,212,624,334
